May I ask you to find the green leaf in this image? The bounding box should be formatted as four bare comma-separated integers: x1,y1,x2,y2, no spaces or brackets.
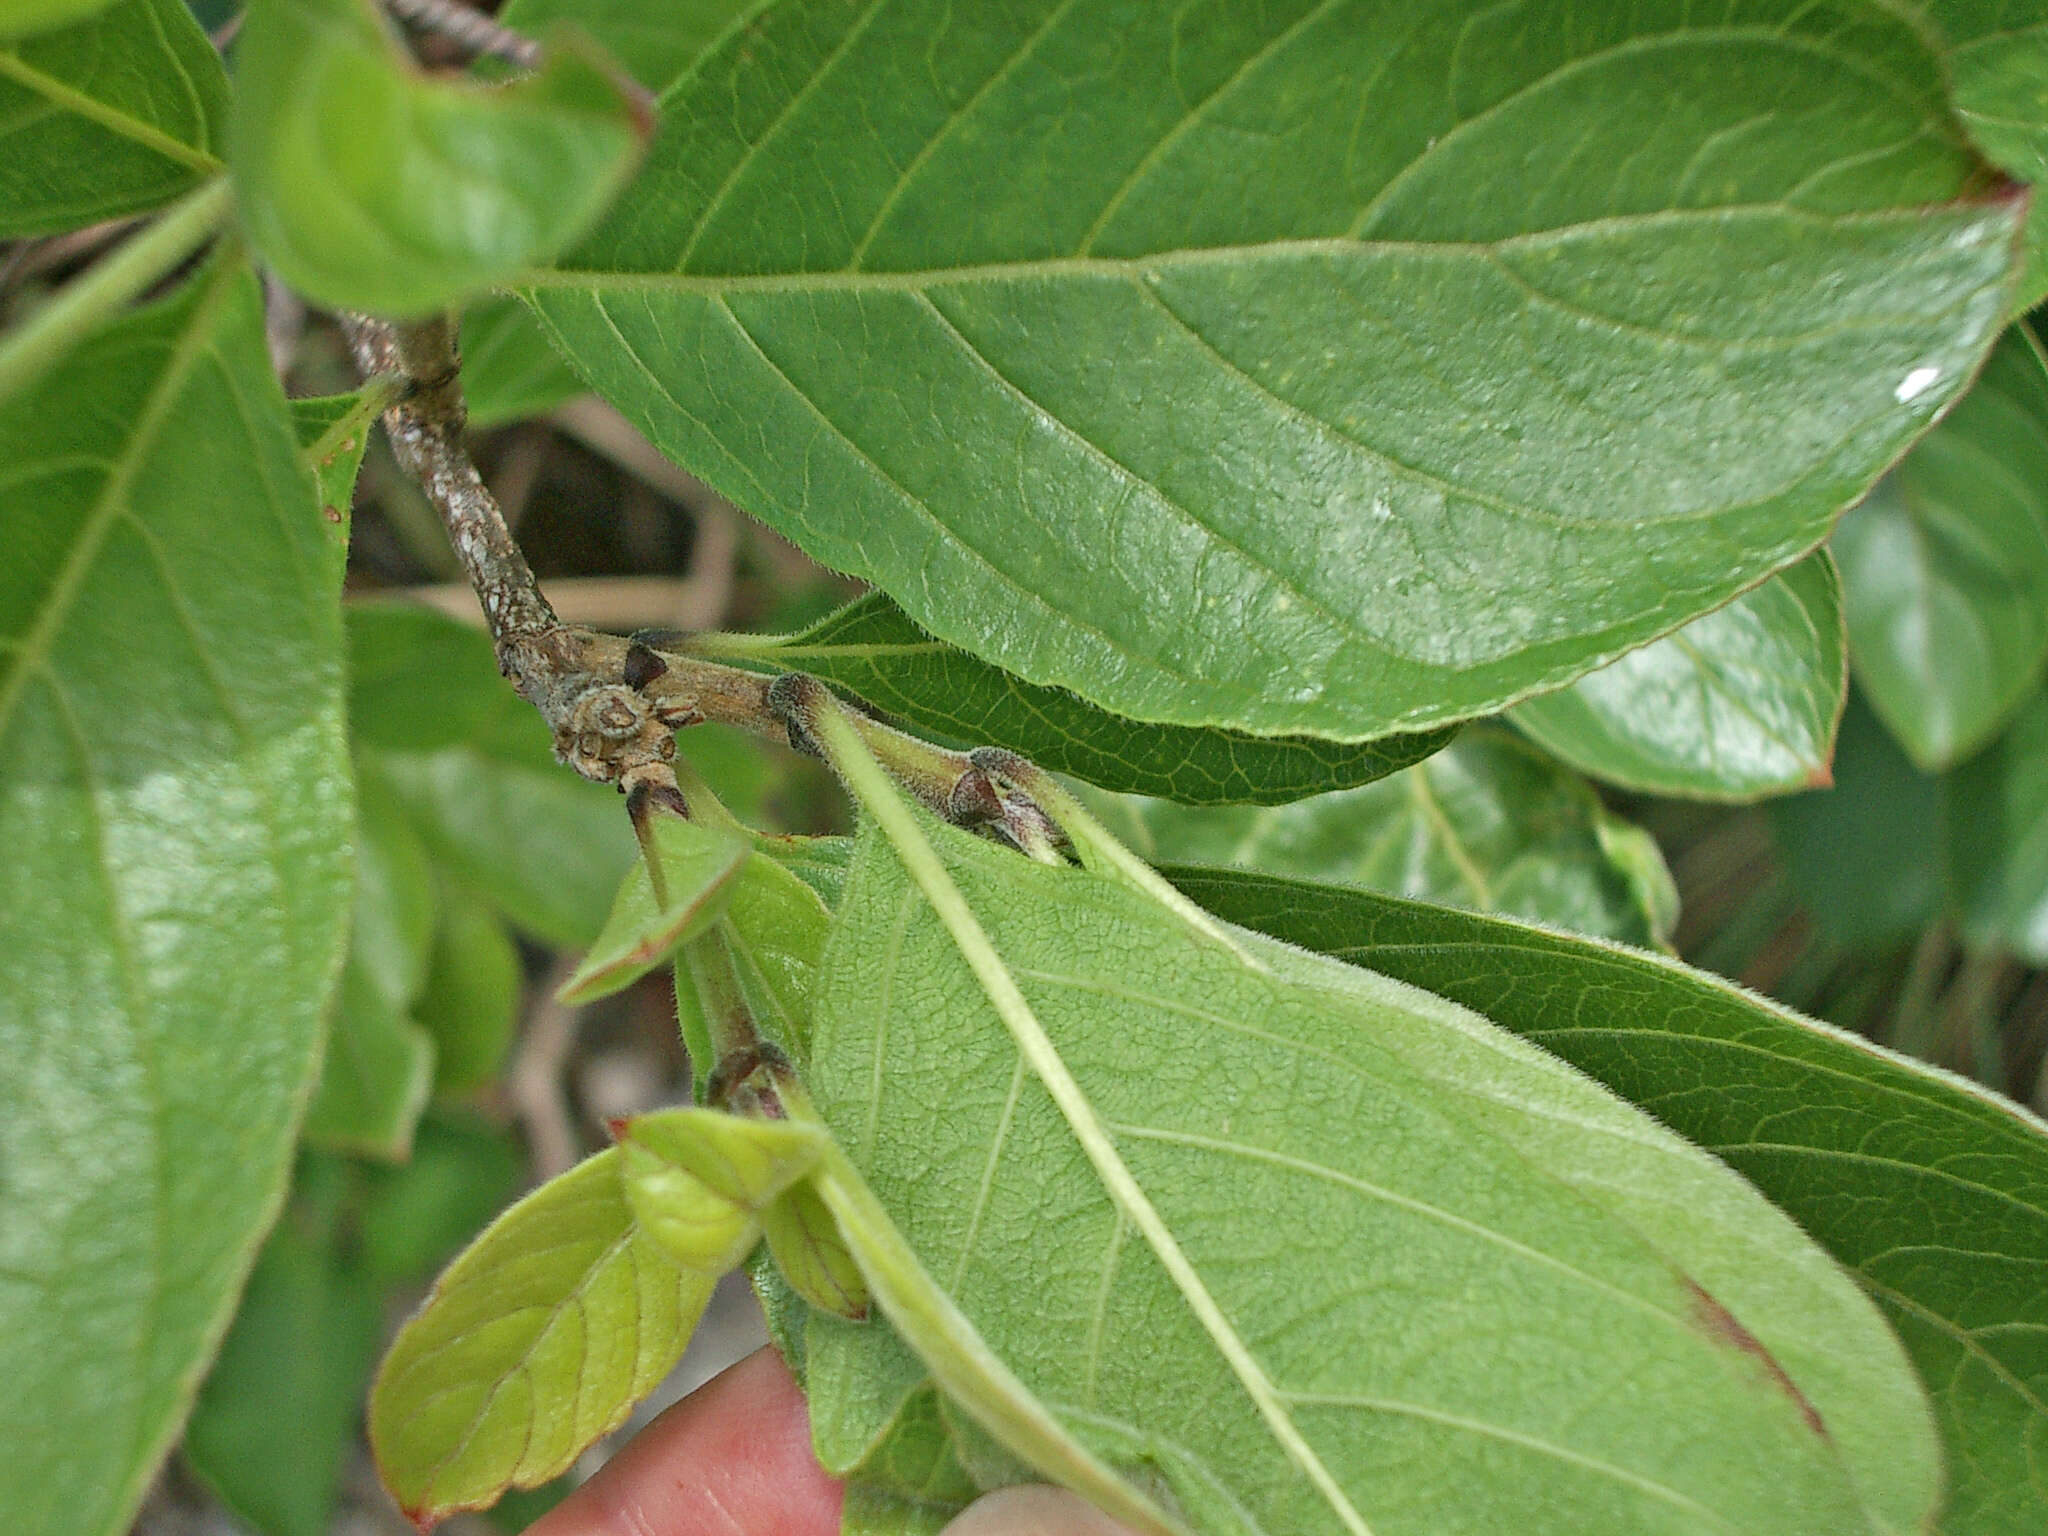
357,1111,525,1286
184,1175,385,1536
1948,687,2048,963
413,880,523,1093
348,604,636,946
230,0,650,317
460,296,585,430
526,0,2016,741
1834,323,2048,770
303,953,436,1160
1769,690,1946,947
1166,864,2048,1536
559,814,748,1003
291,390,378,523
809,810,1938,1536
1923,0,2048,308
716,842,835,1062
1510,553,1847,800
0,0,226,236
1116,726,1675,946
0,258,352,1536
348,761,439,1011
0,0,120,41
691,593,1453,804
370,1148,709,1525
500,0,760,95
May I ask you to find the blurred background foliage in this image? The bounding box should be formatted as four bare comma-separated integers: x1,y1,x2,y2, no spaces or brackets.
5,4,2046,1532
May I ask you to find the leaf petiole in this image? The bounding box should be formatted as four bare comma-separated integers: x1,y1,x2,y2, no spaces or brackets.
0,176,233,402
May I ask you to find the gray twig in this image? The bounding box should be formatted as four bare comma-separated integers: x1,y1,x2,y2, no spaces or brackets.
381,0,542,70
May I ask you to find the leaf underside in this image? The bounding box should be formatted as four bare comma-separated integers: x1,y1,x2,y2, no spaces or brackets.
530,0,2016,741
807,815,1937,1536
1168,864,2048,1536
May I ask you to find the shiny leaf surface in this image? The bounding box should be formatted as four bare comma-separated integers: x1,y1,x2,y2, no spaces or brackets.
528,0,2015,739
1835,323,2048,770
1511,553,1846,800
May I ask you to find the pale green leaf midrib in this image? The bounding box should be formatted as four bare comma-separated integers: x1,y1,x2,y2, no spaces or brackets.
0,259,234,737
0,48,220,174
822,715,1376,1536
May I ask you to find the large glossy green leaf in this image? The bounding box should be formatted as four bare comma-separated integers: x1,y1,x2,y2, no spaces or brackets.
1510,553,1846,800
1834,324,2048,771
692,594,1452,804
1922,0,2048,309
526,0,2016,741
1948,687,2048,964
230,0,649,317
370,1148,707,1526
1114,726,1674,946
807,811,1938,1536
0,0,227,236
1167,864,2048,1536
348,604,635,946
1769,690,1946,947
0,259,353,1536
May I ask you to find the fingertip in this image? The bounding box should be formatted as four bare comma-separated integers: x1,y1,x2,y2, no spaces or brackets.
524,1348,842,1536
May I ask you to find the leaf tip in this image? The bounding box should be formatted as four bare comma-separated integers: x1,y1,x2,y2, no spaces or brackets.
1804,760,1834,790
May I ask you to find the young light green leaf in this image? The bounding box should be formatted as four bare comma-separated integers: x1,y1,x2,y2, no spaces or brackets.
1165,862,2048,1536
348,605,636,946
1834,323,2048,770
1510,553,1847,800
0,257,352,1536
809,802,1937,1534
231,0,650,317
1768,691,1946,947
690,594,1453,805
183,1167,386,1536
526,0,2014,742
557,814,748,1003
371,1149,709,1526
762,1179,869,1320
303,954,436,1160
1117,727,1675,946
413,879,523,1092
292,389,379,524
716,841,835,1061
1948,688,2048,963
0,0,225,236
